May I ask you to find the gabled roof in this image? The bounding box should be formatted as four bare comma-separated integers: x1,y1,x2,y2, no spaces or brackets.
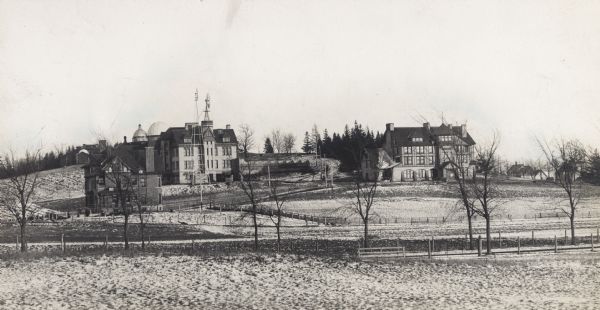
364,148,400,169
386,123,476,146
213,128,237,144
101,144,145,173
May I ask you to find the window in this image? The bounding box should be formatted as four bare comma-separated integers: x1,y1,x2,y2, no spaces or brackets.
216,160,218,169
404,156,413,165
184,160,194,170
140,177,146,187
215,147,219,156
98,176,105,185
412,137,423,142
403,147,412,154
416,156,425,165
416,146,425,154
223,137,230,143
439,136,453,142
419,169,427,178
428,156,434,165
210,148,213,156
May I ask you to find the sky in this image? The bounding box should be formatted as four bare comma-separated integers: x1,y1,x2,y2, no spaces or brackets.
1,0,600,161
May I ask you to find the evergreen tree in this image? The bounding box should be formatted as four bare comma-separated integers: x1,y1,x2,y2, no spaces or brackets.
322,129,332,157
582,149,600,185
264,137,274,153
302,131,313,154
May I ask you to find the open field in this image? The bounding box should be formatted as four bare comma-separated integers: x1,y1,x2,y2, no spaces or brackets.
0,251,598,309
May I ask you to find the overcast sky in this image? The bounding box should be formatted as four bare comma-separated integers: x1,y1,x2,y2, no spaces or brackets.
1,0,599,160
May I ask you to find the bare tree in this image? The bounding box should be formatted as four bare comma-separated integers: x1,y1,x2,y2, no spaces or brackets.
270,129,284,153
470,133,501,255
238,160,261,251
282,133,295,153
103,158,135,250
537,138,586,245
268,180,287,251
352,172,378,248
0,150,42,252
238,124,255,159
439,141,477,250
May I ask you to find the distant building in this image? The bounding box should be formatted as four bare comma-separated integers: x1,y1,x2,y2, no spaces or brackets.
75,140,108,165
362,122,476,181
82,144,162,213
154,95,238,184
82,93,238,209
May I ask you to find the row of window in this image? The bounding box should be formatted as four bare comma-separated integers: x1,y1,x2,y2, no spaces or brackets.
401,146,434,155
402,156,435,166
182,159,233,171
402,169,429,179
182,145,234,158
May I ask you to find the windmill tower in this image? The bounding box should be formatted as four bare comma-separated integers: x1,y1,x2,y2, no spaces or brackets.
201,93,213,129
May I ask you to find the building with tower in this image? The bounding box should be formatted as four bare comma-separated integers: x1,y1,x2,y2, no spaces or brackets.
82,91,238,212
155,93,238,184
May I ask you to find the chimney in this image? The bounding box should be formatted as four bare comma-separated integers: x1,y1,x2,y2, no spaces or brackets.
386,123,394,132
423,122,430,131
461,124,467,138
124,136,128,144
226,124,231,129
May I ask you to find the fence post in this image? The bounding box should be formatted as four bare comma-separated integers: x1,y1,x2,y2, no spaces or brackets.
432,236,435,253
16,235,19,251
427,239,432,259
105,235,108,250
477,235,482,257
591,233,595,252
565,229,568,245
498,232,502,248
554,235,557,253
517,236,521,254
532,230,535,244
597,227,599,243
61,234,65,253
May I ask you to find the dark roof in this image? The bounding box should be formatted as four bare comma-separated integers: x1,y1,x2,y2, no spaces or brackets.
213,128,237,144
101,144,146,172
159,127,188,145
386,123,476,146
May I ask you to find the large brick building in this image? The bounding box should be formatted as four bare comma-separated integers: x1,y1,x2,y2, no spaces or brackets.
362,122,476,181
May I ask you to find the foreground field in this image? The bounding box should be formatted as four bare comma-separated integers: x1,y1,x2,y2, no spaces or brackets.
0,252,598,309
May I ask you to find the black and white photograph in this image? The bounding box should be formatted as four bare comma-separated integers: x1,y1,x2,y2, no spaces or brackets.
1,0,599,309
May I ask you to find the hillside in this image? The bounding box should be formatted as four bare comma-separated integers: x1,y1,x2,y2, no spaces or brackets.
0,165,85,203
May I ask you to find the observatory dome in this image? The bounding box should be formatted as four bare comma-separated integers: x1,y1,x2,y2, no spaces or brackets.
147,121,168,136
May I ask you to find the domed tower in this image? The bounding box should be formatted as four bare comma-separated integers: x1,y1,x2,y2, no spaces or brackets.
132,124,148,142
147,121,168,143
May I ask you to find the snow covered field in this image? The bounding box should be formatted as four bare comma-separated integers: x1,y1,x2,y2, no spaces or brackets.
0,252,598,309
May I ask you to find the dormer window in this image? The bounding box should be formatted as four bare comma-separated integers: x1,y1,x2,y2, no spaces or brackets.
223,137,230,143
412,137,423,142
439,136,453,142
